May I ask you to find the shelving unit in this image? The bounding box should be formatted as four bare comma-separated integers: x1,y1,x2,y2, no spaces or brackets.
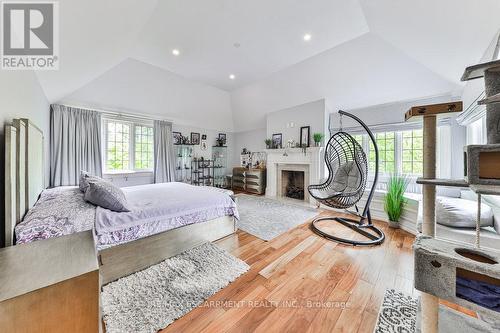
191,159,214,186
174,144,194,183
212,146,228,188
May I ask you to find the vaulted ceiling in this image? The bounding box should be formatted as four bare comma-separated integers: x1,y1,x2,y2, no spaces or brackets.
35,0,500,131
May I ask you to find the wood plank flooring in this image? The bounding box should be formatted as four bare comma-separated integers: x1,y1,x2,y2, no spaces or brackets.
161,211,419,333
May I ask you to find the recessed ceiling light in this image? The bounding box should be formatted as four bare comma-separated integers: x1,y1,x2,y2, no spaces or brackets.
303,34,312,41
172,49,180,56
229,74,236,80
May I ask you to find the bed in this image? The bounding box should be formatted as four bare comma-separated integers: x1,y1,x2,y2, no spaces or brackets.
4,118,238,285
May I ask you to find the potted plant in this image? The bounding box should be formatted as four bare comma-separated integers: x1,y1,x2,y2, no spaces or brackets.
265,139,272,149
384,174,410,228
313,133,324,147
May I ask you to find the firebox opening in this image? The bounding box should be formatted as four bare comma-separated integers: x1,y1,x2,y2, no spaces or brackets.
282,170,305,200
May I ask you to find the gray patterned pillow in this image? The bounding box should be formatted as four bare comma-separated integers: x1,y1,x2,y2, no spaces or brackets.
79,171,102,192
84,179,130,212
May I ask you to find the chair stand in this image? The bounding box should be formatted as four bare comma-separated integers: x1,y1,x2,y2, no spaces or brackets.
310,213,385,246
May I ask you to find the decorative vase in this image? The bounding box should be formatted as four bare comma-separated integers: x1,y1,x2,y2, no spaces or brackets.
388,220,399,228
314,141,320,147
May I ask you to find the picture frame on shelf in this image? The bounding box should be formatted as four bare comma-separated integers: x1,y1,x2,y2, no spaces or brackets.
218,133,226,144
272,133,282,149
191,132,200,145
300,126,310,147
173,131,182,145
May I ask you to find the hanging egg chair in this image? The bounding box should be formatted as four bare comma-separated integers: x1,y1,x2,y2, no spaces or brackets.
308,110,385,246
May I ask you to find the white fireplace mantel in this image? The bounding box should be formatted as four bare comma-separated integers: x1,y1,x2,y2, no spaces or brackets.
265,147,325,204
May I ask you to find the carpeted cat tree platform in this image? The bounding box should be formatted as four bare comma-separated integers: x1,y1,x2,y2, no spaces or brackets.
407,59,500,333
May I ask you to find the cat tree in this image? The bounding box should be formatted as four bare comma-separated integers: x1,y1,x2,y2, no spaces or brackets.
407,59,500,333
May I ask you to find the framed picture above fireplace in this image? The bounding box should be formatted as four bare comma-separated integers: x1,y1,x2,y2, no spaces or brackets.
272,133,282,149
300,126,310,147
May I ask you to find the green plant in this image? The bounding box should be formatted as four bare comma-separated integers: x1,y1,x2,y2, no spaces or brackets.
384,174,411,222
313,133,324,143
265,139,272,147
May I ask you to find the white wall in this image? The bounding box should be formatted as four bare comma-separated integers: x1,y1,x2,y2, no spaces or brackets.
61,58,234,132
0,70,49,246
266,99,327,146
232,128,267,167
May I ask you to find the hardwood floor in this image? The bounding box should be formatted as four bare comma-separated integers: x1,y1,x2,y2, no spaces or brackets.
161,211,419,333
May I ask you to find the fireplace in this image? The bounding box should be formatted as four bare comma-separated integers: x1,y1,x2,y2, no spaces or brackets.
282,170,305,200
276,163,310,202
265,147,323,204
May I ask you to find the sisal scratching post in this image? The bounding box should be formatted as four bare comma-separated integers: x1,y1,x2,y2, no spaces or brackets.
421,115,438,333
484,68,500,144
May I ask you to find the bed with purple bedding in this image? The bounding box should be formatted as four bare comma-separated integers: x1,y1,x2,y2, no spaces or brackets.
15,182,238,251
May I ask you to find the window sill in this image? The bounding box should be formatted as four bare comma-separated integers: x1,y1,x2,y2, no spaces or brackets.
103,170,153,176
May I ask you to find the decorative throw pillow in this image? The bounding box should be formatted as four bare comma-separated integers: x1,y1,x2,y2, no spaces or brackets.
84,179,130,212
436,197,493,228
79,171,102,192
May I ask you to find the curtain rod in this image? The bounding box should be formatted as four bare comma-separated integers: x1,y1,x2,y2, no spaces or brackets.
57,103,173,123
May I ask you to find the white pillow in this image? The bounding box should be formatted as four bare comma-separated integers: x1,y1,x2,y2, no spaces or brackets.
436,197,493,228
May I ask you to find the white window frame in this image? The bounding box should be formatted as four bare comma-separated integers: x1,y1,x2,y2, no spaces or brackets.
102,117,154,174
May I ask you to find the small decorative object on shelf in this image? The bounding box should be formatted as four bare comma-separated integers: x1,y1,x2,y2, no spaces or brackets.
300,126,310,147
313,132,324,147
173,131,182,145
265,139,272,149
240,148,252,168
190,132,200,145
272,133,282,149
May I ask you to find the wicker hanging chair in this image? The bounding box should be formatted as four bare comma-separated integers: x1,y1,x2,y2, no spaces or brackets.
308,110,385,246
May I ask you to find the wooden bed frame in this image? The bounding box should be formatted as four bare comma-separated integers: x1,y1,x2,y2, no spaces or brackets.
4,118,237,285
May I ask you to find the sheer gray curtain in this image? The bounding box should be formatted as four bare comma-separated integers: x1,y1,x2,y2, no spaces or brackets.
154,120,176,183
49,104,103,187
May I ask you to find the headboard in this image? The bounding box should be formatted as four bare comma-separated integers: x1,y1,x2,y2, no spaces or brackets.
4,119,44,246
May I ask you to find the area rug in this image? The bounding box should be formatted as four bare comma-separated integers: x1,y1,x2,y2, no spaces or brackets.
101,243,249,333
374,289,418,333
374,289,495,333
236,194,319,241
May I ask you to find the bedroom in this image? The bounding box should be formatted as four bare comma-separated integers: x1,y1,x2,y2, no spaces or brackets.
0,0,499,332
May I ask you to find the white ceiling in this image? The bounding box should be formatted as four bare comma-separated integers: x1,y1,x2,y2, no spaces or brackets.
33,0,500,131
130,0,369,91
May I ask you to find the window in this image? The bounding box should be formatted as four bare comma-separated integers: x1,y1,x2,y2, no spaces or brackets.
134,125,154,170
369,132,395,173
104,119,154,172
401,129,423,174
355,129,425,176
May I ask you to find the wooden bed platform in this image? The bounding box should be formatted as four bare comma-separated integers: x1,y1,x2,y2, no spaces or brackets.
4,118,237,286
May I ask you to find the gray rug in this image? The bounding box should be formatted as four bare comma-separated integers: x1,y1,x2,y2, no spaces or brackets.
101,243,249,333
236,194,319,241
375,289,495,333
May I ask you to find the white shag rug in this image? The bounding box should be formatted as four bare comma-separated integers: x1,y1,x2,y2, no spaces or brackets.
236,194,319,241
101,242,249,333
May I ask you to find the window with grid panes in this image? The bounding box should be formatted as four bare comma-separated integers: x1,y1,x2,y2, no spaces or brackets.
401,129,423,175
134,125,154,170
369,132,395,173
104,120,154,172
